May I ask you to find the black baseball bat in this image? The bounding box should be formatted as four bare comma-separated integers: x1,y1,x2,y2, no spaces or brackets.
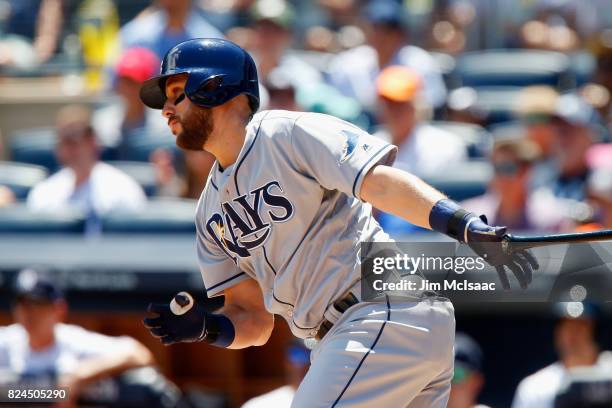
503,229,612,251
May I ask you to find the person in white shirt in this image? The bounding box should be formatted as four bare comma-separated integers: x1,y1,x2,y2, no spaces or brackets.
512,302,610,408
241,341,310,408
374,65,465,178
0,268,154,408
27,105,146,233
327,0,447,112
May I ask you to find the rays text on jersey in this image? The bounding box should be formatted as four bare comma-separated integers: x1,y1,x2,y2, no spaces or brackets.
205,180,294,258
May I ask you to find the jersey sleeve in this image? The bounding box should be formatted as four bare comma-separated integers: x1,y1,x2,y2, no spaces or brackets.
291,113,397,200
196,216,249,297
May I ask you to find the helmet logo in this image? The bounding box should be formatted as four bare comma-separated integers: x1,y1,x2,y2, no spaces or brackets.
167,49,181,70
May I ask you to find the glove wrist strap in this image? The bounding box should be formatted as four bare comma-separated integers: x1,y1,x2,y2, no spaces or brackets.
201,313,235,348
429,199,477,243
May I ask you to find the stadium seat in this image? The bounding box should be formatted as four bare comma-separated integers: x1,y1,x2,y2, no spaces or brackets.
470,86,524,125
123,128,179,162
105,160,158,197
422,160,492,201
9,127,58,172
101,198,197,234
456,49,571,88
0,204,85,234
430,121,492,158
10,127,119,171
0,161,48,200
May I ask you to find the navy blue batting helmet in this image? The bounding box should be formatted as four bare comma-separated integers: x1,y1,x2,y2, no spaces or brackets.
139,38,260,113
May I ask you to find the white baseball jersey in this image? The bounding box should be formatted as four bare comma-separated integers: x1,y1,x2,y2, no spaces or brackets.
195,110,396,338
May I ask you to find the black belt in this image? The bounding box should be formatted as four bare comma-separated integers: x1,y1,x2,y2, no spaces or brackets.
315,292,360,341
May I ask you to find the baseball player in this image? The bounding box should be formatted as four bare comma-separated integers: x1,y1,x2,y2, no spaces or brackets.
140,38,537,407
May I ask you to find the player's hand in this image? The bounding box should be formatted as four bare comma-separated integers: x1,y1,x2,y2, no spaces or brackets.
143,292,207,345
465,215,539,290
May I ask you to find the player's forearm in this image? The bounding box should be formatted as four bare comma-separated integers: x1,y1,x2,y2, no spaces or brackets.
220,304,274,349
361,165,446,229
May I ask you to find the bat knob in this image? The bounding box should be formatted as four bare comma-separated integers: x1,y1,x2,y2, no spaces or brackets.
170,292,194,315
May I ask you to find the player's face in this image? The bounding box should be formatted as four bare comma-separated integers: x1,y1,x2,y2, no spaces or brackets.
163,74,215,151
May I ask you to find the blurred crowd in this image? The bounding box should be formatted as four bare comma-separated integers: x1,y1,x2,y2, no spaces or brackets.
0,0,611,237
1,0,612,407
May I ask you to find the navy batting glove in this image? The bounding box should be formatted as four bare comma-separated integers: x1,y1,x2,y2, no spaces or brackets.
465,215,539,290
143,292,206,345
429,199,539,290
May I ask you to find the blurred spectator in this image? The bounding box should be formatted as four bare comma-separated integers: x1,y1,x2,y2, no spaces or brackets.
516,86,560,160
0,268,155,407
264,67,299,111
592,29,612,129
448,333,490,408
584,143,612,229
518,0,600,52
119,0,223,60
426,1,476,55
27,105,146,234
541,94,599,202
248,0,322,93
327,0,447,113
316,0,360,29
94,47,166,153
374,66,466,177
96,47,197,198
241,340,310,407
374,66,465,235
462,137,543,231
512,302,611,408
0,0,63,70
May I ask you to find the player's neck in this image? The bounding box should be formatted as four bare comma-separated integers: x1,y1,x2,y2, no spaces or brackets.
207,100,252,169
212,133,246,170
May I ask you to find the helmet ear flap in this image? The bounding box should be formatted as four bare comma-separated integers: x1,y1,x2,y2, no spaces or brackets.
199,76,224,93
187,75,227,107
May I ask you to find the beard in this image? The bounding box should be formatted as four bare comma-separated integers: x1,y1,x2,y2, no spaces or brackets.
175,106,214,151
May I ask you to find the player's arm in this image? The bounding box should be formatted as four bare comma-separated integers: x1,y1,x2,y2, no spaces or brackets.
144,278,274,349
361,164,444,229
361,164,538,289
216,278,274,349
